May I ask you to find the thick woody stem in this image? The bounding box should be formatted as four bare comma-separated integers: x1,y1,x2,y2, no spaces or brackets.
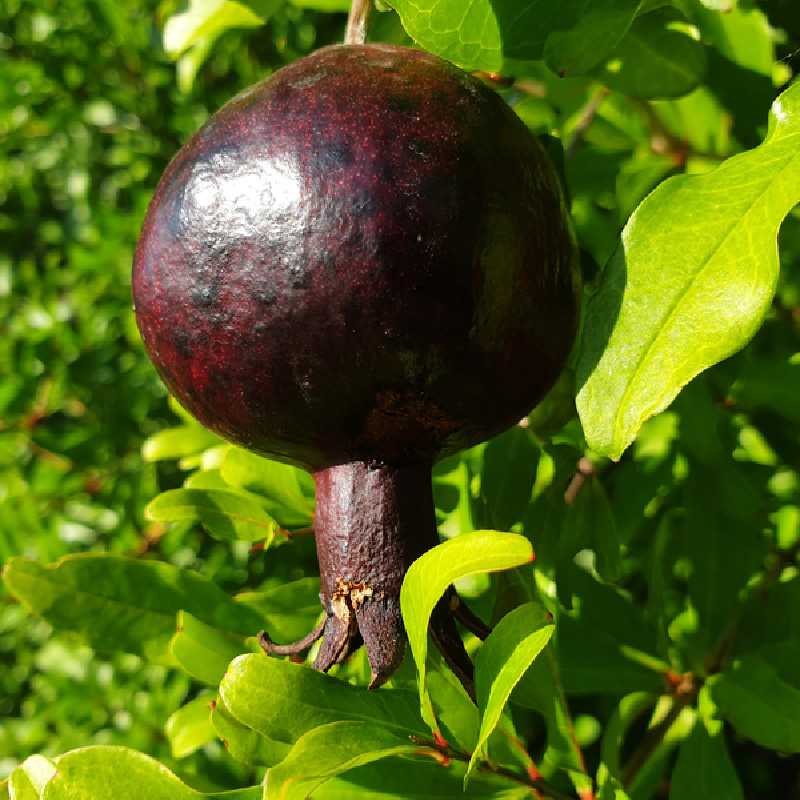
344,0,371,45
311,461,472,689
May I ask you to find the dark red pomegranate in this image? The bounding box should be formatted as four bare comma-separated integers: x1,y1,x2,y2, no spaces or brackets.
133,43,580,688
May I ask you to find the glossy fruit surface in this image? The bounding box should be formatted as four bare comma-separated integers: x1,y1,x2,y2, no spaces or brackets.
133,44,580,471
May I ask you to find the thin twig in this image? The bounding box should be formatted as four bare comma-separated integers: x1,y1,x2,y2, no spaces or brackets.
412,736,578,800
563,457,596,505
344,0,371,45
565,87,610,159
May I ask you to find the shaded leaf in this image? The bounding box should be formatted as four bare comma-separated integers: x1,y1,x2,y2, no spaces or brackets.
577,81,800,460
313,758,529,799
596,9,707,99
710,655,800,752
480,427,539,532
400,531,534,731
669,719,743,800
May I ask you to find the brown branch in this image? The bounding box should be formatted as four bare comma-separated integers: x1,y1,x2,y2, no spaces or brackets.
344,0,371,45
563,457,596,505
565,87,610,159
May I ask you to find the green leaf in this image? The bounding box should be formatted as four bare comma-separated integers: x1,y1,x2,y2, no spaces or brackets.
236,578,322,645
596,9,707,99
290,0,349,9
385,0,641,74
558,567,665,695
2,554,263,657
561,475,621,582
542,0,642,77
681,475,766,666
266,721,419,799
36,745,259,799
14,756,57,799
597,775,631,800
577,80,800,460
466,603,554,781
400,531,534,731
163,0,270,56
480,427,539,532
141,425,221,462
219,654,427,745
211,699,290,767
145,488,280,543
10,770,41,800
171,611,245,685
165,694,217,758
669,719,743,800
710,655,800,753
221,448,314,529
312,759,529,799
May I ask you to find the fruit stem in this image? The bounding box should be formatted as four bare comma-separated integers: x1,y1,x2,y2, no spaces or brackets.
344,0,371,45
311,461,473,688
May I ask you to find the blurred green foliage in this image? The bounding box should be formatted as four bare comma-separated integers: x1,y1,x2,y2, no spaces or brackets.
2,0,800,798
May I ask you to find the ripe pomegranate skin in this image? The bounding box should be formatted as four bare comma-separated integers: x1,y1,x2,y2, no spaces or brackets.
133,44,580,686
133,44,579,470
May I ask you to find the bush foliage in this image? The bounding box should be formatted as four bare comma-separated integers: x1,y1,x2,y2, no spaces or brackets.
2,0,800,798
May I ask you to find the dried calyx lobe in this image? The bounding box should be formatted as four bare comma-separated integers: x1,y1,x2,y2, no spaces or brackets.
133,44,580,687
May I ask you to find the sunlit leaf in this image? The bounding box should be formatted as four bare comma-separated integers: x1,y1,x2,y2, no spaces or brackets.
466,603,554,781
400,531,534,731
145,487,280,543
577,81,800,460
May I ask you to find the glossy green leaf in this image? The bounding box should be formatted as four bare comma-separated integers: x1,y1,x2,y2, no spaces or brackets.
19,746,260,799
2,554,263,657
466,603,554,780
577,81,800,460
163,0,268,56
220,449,314,529
596,9,707,99
10,771,40,800
710,655,800,753
141,425,221,462
312,759,529,799
211,699,290,767
145,488,279,543
219,655,427,745
13,756,57,799
236,578,322,644
669,719,743,800
385,0,640,74
165,694,216,758
400,531,534,731
266,721,419,799
170,611,245,685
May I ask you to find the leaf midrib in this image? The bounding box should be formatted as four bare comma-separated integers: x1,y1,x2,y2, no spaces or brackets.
612,147,800,448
